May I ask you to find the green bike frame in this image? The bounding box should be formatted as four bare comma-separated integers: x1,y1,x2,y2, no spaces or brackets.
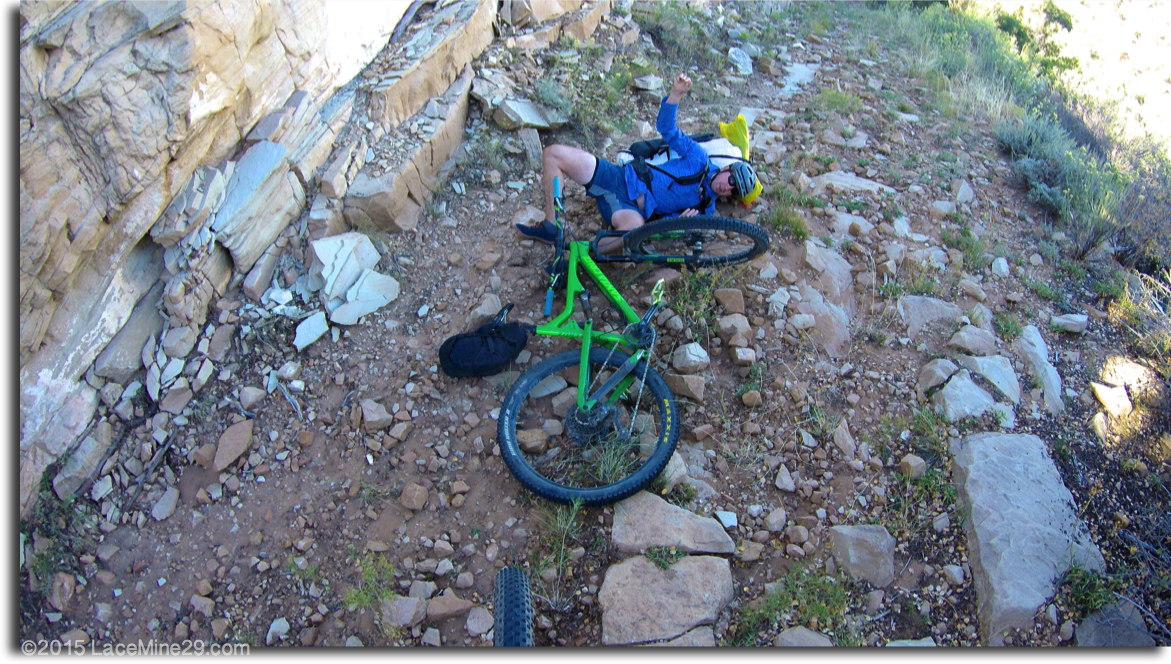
533,240,651,412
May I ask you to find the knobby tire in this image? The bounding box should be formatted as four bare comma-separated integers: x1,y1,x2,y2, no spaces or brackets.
498,349,679,506
493,567,534,647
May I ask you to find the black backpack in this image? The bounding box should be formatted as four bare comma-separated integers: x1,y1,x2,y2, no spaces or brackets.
438,304,528,378
627,133,714,192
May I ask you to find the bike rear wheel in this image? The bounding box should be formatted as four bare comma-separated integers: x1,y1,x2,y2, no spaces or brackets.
497,349,679,506
493,567,534,647
623,215,769,267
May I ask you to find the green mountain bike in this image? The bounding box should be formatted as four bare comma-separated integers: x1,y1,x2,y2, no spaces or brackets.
496,178,769,505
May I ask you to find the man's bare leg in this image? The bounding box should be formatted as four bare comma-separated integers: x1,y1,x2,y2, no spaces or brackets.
598,209,646,255
542,145,598,223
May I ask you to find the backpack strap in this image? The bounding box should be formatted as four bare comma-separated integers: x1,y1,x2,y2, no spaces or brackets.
490,302,514,328
647,160,709,187
629,132,715,193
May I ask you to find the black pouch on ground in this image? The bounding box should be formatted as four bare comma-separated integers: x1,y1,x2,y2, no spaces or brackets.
438,303,528,378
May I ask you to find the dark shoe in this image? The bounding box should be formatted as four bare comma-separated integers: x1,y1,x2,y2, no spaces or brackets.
515,219,558,244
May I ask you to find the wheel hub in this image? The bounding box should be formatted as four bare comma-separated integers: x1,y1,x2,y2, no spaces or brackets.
565,403,619,446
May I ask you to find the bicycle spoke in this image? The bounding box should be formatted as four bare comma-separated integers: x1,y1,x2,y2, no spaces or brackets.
623,216,769,267
639,229,756,260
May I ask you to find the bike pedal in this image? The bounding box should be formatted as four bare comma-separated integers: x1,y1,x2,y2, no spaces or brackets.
543,289,554,317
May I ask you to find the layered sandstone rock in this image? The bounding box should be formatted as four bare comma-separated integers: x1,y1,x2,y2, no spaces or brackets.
18,0,410,515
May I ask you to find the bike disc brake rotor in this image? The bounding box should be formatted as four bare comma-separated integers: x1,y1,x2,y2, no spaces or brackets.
565,403,621,447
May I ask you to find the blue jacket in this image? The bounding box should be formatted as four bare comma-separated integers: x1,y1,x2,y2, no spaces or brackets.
622,97,716,220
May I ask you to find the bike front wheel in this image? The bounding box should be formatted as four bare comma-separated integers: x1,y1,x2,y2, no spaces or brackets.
497,349,679,506
623,215,770,267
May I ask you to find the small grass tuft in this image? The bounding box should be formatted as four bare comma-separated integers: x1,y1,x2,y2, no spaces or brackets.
910,407,949,457
732,566,854,646
803,404,842,442
662,480,697,507
1038,239,1061,263
590,437,639,486
762,206,809,241
343,555,396,610
770,185,825,210
531,499,584,612
735,363,767,397
993,311,1023,341
646,545,686,570
1092,270,1127,301
940,224,992,271
877,277,905,300
666,266,744,338
1026,276,1061,302
1058,258,1088,281
901,261,941,296
1058,564,1123,619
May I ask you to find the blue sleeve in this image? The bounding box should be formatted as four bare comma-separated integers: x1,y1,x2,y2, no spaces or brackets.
656,97,704,158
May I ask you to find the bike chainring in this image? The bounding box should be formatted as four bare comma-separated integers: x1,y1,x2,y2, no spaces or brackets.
625,323,656,350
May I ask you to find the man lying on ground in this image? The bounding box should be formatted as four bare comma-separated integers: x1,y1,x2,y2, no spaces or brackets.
517,73,759,253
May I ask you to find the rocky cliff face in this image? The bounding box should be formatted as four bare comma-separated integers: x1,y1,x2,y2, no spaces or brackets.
18,0,412,514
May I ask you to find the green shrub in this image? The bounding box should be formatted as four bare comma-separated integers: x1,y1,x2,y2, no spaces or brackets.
536,80,573,116
569,61,636,149
763,207,809,241
1027,277,1060,302
817,89,863,115
635,1,727,69
994,1,1079,83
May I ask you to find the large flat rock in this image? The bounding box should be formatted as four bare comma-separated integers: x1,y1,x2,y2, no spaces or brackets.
612,491,734,554
803,240,856,313
212,140,305,273
810,171,895,196
898,295,962,340
933,370,995,421
599,555,733,645
1075,601,1156,647
953,433,1104,645
829,525,895,587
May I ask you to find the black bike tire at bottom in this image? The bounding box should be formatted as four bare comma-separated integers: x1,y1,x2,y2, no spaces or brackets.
497,349,680,506
493,567,534,647
622,215,770,267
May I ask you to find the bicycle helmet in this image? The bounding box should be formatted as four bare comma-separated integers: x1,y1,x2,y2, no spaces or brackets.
728,161,758,199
